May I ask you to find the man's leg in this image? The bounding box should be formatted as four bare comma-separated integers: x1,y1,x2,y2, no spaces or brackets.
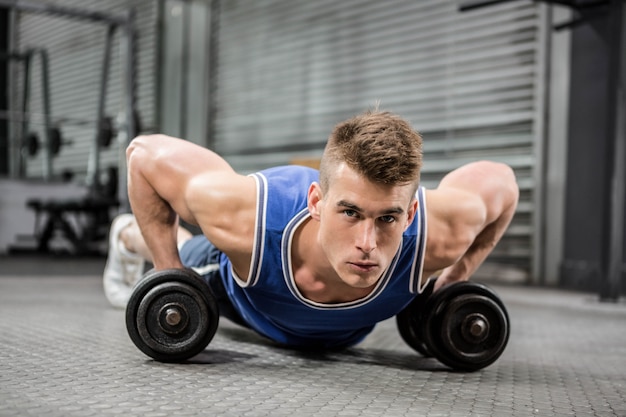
103,213,193,308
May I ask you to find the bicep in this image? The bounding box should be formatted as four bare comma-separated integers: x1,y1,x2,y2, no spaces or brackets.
437,160,518,225
184,172,258,256
426,188,487,249
424,161,518,266
127,134,258,254
127,134,237,217
127,135,234,206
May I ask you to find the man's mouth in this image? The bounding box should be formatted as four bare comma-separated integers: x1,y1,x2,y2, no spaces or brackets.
348,262,378,273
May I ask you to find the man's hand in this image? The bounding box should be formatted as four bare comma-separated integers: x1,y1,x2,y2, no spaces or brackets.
433,270,465,292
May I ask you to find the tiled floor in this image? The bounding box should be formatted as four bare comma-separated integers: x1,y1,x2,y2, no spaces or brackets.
1,262,625,416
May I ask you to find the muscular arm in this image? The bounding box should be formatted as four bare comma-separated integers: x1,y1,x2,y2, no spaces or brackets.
126,134,257,273
424,161,519,291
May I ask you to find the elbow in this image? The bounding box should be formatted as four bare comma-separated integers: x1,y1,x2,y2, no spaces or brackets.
479,160,519,208
126,134,165,175
126,136,144,178
126,135,157,185
499,163,519,210
126,134,151,163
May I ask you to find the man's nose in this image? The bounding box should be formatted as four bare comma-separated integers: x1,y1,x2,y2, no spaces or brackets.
356,221,377,253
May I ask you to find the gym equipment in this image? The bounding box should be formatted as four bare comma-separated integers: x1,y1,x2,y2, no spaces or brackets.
396,278,436,357
23,127,65,157
126,269,219,362
14,112,120,156
0,1,138,187
396,280,510,372
9,166,120,255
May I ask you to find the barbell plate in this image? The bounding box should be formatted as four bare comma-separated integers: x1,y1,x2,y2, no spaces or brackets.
49,127,62,155
25,132,39,157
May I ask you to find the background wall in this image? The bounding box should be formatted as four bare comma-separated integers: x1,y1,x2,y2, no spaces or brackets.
158,0,212,145
205,0,546,283
0,7,8,176
3,0,622,296
560,4,626,296
1,0,547,281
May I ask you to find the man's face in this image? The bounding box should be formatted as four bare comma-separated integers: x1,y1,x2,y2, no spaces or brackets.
308,163,418,289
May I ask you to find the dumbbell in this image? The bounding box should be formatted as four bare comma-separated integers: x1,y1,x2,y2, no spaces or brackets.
396,280,510,371
125,268,219,362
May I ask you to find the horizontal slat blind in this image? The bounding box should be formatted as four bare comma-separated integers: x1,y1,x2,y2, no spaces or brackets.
213,0,542,276
11,0,157,182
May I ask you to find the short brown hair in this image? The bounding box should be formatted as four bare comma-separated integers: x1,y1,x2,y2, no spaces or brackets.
319,110,423,193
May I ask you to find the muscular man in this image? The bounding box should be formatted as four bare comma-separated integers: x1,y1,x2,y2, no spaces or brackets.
104,110,518,349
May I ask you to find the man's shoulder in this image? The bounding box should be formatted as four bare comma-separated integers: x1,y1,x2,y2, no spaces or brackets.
255,165,319,192
424,187,484,220
258,165,319,178
252,166,316,228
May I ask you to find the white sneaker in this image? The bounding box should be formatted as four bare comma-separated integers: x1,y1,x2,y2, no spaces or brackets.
103,213,146,308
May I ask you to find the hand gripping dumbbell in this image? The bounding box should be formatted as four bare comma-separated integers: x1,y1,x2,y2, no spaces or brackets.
396,279,510,371
125,269,219,362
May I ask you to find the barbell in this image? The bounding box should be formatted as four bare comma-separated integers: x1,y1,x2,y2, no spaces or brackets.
0,110,140,157
21,118,113,157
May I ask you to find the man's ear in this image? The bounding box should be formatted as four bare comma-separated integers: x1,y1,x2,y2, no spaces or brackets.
404,197,419,231
308,182,323,221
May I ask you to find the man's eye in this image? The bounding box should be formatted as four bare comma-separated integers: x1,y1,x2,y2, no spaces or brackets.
380,215,396,224
344,209,358,218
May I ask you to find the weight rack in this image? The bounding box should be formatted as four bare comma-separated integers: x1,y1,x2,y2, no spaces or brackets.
0,0,137,201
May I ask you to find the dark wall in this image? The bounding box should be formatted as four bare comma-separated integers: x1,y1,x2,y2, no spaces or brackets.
560,7,625,295
0,7,8,176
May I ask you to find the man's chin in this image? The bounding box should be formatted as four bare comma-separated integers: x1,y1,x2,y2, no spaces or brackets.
341,273,379,289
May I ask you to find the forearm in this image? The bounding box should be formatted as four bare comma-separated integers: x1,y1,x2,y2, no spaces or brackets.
435,238,496,289
126,138,184,270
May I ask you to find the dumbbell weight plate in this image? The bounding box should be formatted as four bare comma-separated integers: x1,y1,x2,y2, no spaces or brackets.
125,269,219,362
395,279,437,357
426,282,510,371
396,304,433,357
98,117,114,148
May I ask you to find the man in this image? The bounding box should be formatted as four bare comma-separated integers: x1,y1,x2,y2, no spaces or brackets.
104,110,518,349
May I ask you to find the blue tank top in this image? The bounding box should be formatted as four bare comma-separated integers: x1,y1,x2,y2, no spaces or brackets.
218,165,428,348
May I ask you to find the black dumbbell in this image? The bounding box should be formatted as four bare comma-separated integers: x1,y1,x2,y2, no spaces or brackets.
125,268,219,362
396,278,437,358
396,280,510,371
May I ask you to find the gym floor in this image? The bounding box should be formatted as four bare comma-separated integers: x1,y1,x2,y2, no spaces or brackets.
1,255,625,417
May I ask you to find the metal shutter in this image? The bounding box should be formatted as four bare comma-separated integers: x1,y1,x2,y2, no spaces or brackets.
211,0,543,280
9,0,157,183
